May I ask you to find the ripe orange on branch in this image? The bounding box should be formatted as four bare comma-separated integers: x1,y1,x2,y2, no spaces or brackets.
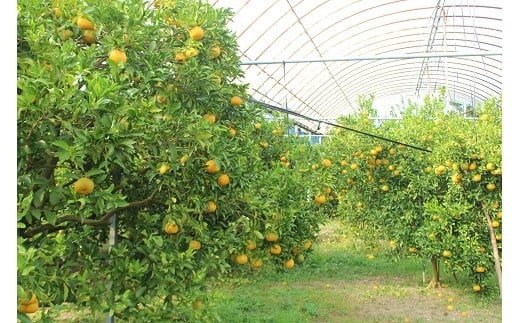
189,26,204,40
270,243,282,255
210,46,221,58
164,222,179,234
73,177,94,195
314,194,327,204
217,173,230,186
189,239,202,250
235,254,248,265
265,232,278,242
284,258,295,269
77,16,94,30
205,159,220,174
108,48,127,65
206,201,217,213
230,95,243,106
18,292,39,314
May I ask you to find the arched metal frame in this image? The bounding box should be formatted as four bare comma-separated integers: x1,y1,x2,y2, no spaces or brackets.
210,0,502,133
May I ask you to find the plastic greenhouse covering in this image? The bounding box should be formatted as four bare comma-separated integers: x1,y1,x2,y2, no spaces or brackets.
210,0,502,134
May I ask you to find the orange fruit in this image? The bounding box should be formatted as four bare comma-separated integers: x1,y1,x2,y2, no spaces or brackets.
159,163,170,174
59,29,74,41
174,52,186,63
189,239,202,250
472,284,481,292
442,250,452,257
381,185,389,192
260,142,269,148
246,240,257,250
229,127,237,136
189,26,204,40
284,258,295,269
73,177,94,195
206,201,217,213
235,254,248,265
53,7,62,18
492,220,500,228
475,266,486,273
350,163,358,170
184,47,198,57
18,292,39,314
203,113,216,124
77,16,94,30
82,30,96,44
250,259,263,268
408,247,417,253
230,95,243,106
108,49,127,65
472,174,482,182
270,243,282,255
265,232,278,242
322,159,332,167
434,165,447,175
295,253,305,263
19,292,37,305
18,302,39,314
486,183,496,191
486,162,495,171
315,194,327,204
205,159,220,174
210,46,221,58
254,123,262,130
157,94,168,104
217,173,230,186
191,300,203,310
280,156,287,163
164,222,179,234
303,240,312,250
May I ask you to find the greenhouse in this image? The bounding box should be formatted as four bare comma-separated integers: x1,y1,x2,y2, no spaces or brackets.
17,0,506,322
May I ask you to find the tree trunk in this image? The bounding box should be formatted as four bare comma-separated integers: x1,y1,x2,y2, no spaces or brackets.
482,203,502,299
428,255,440,288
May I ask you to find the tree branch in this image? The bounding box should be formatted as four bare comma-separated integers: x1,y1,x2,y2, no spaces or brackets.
21,187,161,238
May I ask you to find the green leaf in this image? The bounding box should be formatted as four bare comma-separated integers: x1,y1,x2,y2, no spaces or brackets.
253,230,264,240
32,188,46,208
85,168,105,177
17,313,33,323
44,210,57,225
49,190,62,205
52,140,71,150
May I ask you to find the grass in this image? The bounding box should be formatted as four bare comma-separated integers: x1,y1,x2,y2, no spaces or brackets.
212,220,502,323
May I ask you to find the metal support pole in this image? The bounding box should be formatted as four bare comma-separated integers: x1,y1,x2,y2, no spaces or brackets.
105,214,118,323
239,51,501,66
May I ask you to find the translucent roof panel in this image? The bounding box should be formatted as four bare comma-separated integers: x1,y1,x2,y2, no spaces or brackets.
210,0,502,133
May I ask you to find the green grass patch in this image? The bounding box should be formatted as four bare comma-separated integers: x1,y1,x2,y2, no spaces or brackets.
212,219,502,323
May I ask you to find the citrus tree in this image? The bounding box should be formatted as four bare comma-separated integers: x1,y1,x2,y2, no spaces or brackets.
17,0,332,320
323,90,502,295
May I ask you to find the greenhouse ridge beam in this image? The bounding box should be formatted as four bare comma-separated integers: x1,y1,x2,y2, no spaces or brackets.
250,99,432,153
240,51,501,65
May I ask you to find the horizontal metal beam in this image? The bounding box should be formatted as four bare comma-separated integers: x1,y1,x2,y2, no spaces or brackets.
240,51,502,65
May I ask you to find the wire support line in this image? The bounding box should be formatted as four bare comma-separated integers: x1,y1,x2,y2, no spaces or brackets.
250,99,432,153
240,51,502,66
